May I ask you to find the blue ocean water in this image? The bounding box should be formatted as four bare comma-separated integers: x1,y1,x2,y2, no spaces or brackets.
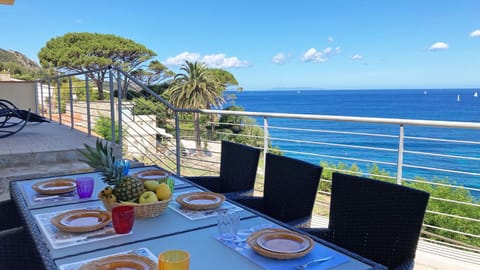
225,89,480,196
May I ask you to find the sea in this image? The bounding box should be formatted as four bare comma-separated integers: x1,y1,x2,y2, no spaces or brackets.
224,89,480,197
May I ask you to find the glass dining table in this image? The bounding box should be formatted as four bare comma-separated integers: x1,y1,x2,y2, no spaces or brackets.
9,165,387,270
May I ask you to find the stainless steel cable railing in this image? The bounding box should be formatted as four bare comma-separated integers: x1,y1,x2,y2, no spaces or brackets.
36,66,480,252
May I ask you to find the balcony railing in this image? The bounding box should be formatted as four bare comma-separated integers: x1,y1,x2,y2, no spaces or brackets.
35,66,480,254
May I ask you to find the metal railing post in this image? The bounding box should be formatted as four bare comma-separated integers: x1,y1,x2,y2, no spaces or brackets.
47,80,52,120
56,78,62,124
396,124,405,185
263,117,269,176
39,81,45,116
68,77,74,129
33,81,39,113
116,69,123,159
85,75,91,136
175,111,182,175
109,68,116,144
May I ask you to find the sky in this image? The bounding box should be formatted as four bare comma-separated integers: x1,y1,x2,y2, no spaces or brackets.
0,0,479,90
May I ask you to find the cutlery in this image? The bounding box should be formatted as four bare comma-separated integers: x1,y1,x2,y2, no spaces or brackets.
55,230,116,244
295,256,334,269
34,195,59,201
34,192,75,201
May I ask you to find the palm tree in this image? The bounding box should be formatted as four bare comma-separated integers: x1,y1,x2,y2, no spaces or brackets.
166,61,225,154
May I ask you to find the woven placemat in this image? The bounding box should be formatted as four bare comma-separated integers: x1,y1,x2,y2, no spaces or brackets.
247,228,314,260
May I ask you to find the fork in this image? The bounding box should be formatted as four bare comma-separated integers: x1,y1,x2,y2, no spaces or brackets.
295,256,334,269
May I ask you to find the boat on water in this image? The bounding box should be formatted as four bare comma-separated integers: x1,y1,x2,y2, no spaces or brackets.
424,90,428,95
457,94,461,102
474,91,478,98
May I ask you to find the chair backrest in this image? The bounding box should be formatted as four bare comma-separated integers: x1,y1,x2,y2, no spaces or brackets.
219,140,261,193
328,172,430,269
263,153,322,223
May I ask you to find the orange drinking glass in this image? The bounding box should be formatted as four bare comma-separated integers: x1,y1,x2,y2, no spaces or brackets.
158,250,190,270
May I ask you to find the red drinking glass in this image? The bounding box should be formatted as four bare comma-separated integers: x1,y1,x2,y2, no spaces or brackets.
111,205,135,234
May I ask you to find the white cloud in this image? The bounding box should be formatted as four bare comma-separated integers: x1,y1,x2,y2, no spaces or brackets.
272,53,286,64
164,52,248,68
302,48,326,63
201,54,249,68
164,52,200,66
351,54,363,60
301,46,341,63
327,36,334,42
428,42,449,51
470,29,480,37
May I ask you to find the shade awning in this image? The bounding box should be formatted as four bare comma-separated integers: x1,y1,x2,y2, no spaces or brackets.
0,0,14,5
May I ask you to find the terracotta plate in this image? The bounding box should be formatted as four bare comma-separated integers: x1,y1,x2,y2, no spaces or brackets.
32,178,76,195
51,209,111,233
176,192,225,210
256,231,310,253
247,228,314,259
79,254,156,270
133,170,170,181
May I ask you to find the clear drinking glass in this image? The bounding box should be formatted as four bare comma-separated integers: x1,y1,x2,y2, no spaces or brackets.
217,210,240,241
75,177,94,198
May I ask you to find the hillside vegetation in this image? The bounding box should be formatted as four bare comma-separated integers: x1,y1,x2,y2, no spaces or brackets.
0,49,48,80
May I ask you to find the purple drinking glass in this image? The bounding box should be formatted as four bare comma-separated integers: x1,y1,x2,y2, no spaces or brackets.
76,177,94,198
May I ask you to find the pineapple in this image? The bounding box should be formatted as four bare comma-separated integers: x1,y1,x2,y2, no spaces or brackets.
78,139,145,202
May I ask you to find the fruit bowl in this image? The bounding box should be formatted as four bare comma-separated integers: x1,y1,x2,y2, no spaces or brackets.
99,192,171,218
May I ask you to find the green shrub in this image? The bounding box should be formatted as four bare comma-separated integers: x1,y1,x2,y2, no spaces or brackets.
319,161,480,247
94,115,119,143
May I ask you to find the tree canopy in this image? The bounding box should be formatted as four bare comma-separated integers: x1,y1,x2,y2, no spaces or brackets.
38,32,158,99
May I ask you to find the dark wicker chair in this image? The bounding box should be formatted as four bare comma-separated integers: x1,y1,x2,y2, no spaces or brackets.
185,140,261,195
0,226,45,269
302,173,430,270
231,153,322,226
0,199,23,231
0,99,49,138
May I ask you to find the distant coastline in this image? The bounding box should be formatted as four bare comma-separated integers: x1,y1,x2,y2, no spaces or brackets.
227,89,480,196
236,88,478,92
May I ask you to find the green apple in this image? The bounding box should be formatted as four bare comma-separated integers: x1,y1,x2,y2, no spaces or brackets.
139,191,158,204
144,180,160,191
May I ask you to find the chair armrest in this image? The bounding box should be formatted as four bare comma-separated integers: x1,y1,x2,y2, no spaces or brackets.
392,258,415,270
185,176,221,192
287,216,312,228
222,189,255,199
301,227,334,242
230,195,264,212
0,200,23,230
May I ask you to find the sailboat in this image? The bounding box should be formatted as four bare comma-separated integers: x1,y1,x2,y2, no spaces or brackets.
457,94,461,102
424,90,428,95
474,91,478,98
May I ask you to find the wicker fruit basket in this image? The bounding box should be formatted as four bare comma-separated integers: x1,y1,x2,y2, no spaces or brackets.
99,193,171,218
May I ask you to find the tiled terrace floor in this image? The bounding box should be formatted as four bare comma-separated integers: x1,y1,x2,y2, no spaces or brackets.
1,122,478,269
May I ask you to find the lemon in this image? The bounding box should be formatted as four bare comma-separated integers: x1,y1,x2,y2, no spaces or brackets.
155,183,171,200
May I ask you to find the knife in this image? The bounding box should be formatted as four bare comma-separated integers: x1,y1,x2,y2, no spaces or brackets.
55,230,116,244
